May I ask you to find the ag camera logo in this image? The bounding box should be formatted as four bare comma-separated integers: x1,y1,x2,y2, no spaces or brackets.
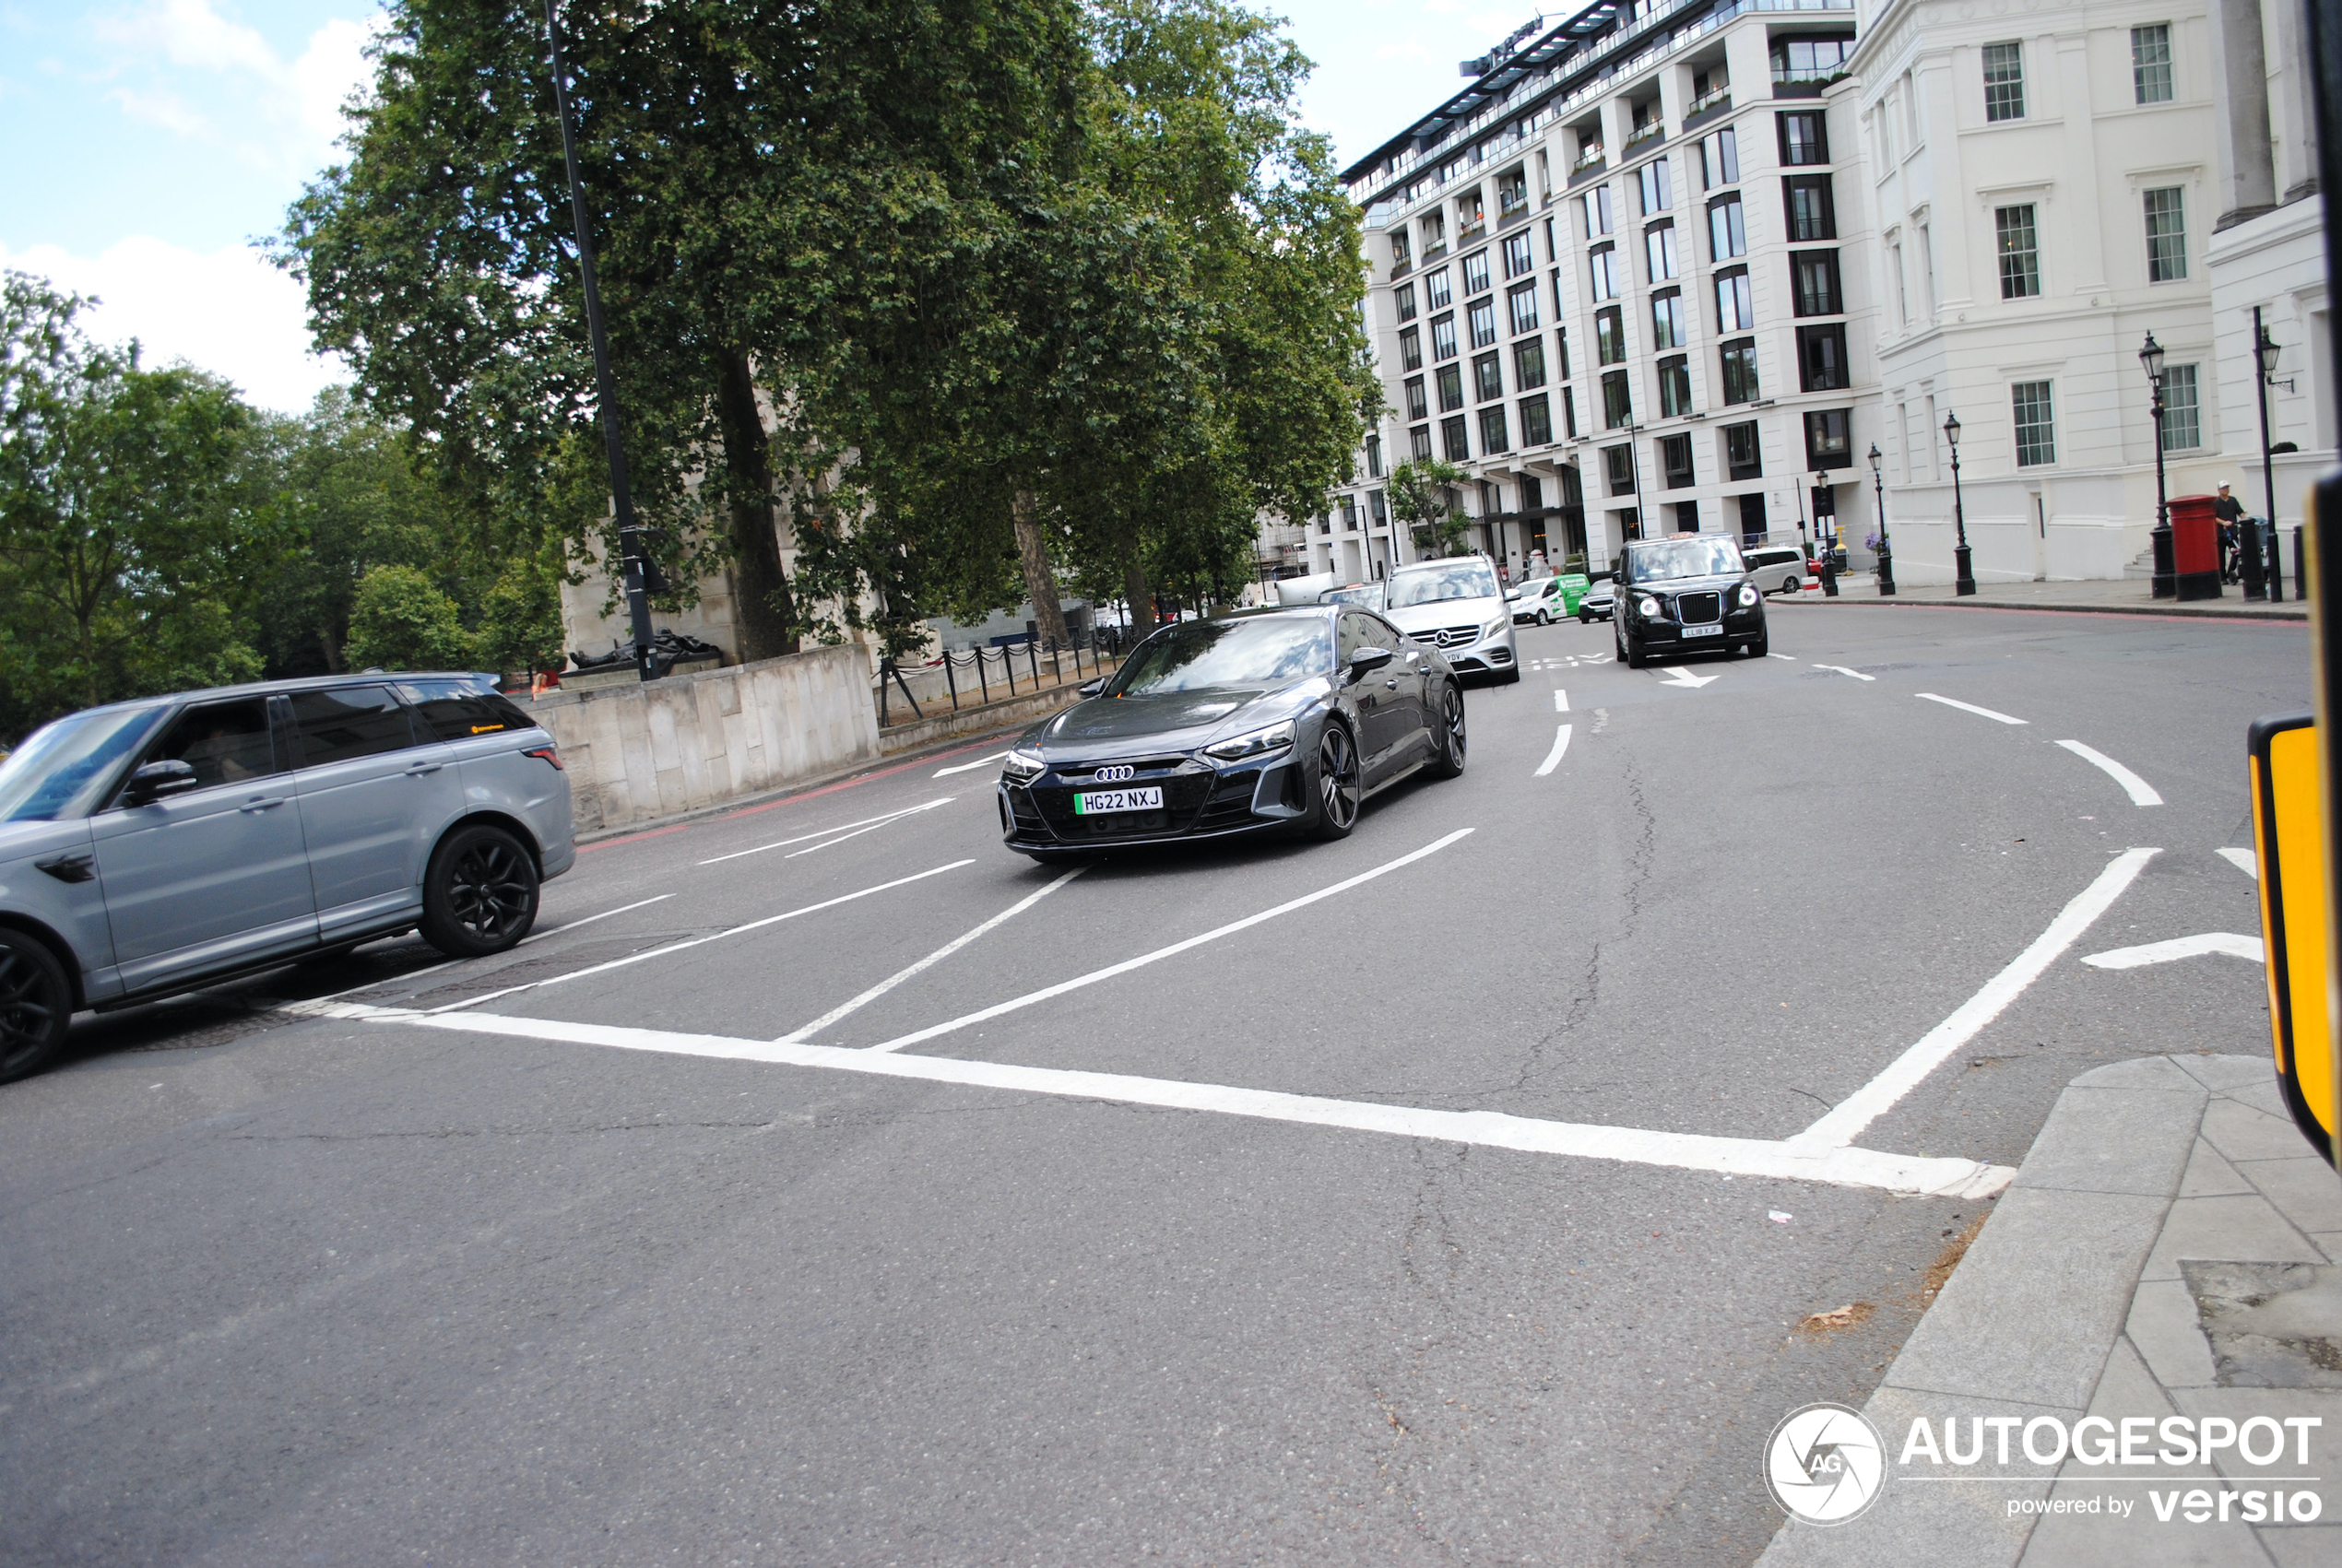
1766,1403,1887,1525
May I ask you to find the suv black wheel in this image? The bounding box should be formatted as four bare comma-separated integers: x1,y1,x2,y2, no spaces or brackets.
1616,619,1648,669
420,823,540,958
0,929,73,1084
1430,680,1467,778
1311,723,1360,841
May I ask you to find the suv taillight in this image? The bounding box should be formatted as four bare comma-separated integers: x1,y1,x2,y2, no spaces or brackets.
524,745,563,771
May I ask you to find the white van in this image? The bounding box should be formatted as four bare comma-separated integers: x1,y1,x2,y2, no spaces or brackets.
1743,546,1810,596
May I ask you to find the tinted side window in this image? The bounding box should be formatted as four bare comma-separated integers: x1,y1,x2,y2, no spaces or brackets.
397,679,536,743
290,686,418,766
1337,612,1375,663
136,698,278,791
1370,616,1411,649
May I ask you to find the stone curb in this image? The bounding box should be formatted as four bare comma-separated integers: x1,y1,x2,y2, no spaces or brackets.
1751,1055,2240,1568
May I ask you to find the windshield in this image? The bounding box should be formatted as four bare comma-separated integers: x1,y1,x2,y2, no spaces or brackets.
1389,559,1501,607
1626,537,1747,583
1321,584,1384,609
1107,618,1333,696
0,706,168,822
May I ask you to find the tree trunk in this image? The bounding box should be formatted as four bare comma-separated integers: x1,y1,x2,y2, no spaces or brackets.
714,349,798,662
319,624,345,675
1011,489,1070,648
1122,553,1153,635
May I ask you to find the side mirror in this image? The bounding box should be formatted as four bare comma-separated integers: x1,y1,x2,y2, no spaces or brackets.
124,759,199,804
1348,646,1394,680
1077,678,1105,698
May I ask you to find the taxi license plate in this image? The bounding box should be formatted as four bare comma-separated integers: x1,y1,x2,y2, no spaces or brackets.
1681,624,1722,638
1074,786,1163,815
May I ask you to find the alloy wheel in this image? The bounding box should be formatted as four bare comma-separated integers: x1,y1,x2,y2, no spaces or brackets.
1319,725,1360,830
445,838,533,940
0,944,65,1079
1443,684,1466,766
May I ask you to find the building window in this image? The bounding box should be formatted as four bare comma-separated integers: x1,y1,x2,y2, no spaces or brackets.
1737,492,1767,540
1508,280,1540,336
1555,327,1571,382
1604,443,1638,496
1420,213,1445,258
1399,325,1423,371
1709,195,1746,261
1369,489,1389,527
1603,370,1633,429
1638,157,1672,216
2144,187,2186,282
1456,188,1486,239
1777,112,1828,166
1461,249,1491,298
1440,414,1471,461
2132,25,2172,104
1580,185,1615,239
1595,306,1626,366
2160,363,2201,450
1983,41,2025,122
1515,337,1548,389
1411,424,1433,461
1561,385,1579,438
1724,419,1761,480
1468,300,1498,348
1338,497,1356,531
1784,175,1836,242
1772,35,1853,88
1365,433,1382,477
1792,249,1841,315
1995,205,2040,298
1657,356,1693,417
1404,376,1428,421
1479,405,1510,453
1390,230,1412,271
1645,221,1678,282
1474,350,1504,403
1650,289,1686,350
1520,395,1553,446
1715,267,1754,333
1700,127,1739,191
1431,312,1460,360
1804,408,1853,469
1673,501,1701,534
1496,164,1530,222
1394,283,1417,323
1503,230,1534,279
1425,267,1452,309
1589,243,1622,302
1436,363,1464,412
1660,432,1695,489
1797,323,1850,391
2011,381,2055,466
1719,339,1758,405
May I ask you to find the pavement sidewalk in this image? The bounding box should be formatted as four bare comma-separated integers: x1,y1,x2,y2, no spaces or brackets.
1778,575,2307,621
1756,1055,2340,1567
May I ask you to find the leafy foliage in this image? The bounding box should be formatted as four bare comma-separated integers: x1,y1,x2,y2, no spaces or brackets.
344,563,473,671
1384,458,1473,558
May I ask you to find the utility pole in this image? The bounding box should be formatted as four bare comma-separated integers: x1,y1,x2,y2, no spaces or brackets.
546,0,658,682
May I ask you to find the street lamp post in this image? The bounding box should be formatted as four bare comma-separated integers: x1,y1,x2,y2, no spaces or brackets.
2142,332,2174,599
1868,442,1895,596
2254,309,2289,601
1945,410,1975,595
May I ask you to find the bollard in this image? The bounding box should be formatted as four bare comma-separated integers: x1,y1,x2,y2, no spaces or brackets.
2241,517,2269,601
2269,522,2288,603
1819,553,1839,597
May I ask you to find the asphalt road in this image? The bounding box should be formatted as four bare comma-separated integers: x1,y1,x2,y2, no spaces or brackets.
0,601,2304,1566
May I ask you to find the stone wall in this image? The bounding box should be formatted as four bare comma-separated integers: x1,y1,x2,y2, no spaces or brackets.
526,643,880,833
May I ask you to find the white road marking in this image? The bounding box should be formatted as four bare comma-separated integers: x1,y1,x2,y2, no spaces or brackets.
933,751,1011,777
2218,847,2258,879
277,893,681,1010
1916,693,2027,725
2082,933,2264,969
534,892,678,937
860,831,1474,1055
1554,689,1569,712
697,800,952,866
1655,666,1721,689
775,867,1089,1043
1812,664,1875,681
785,801,956,858
1790,847,2159,1152
2055,740,2164,807
375,1008,2012,1198
1767,654,1796,661
425,860,977,1014
1534,725,1573,777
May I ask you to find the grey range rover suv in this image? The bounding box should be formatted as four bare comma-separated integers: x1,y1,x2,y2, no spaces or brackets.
0,672,574,1082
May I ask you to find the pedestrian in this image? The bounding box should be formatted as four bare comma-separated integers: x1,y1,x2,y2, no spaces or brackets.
2214,483,2246,584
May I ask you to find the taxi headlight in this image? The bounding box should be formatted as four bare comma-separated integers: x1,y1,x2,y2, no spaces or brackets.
1002,747,1046,781
1203,719,1295,764
1635,595,1662,619
1737,583,1759,607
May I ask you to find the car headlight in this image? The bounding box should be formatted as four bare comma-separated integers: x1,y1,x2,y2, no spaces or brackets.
1002,747,1046,781
1203,719,1295,764
1635,595,1662,619
1483,616,1508,641
1737,583,1759,607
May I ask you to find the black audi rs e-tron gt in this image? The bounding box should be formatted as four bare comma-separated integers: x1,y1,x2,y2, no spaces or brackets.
998,606,1467,858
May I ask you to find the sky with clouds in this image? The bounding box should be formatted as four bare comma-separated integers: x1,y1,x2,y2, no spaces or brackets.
0,0,1539,412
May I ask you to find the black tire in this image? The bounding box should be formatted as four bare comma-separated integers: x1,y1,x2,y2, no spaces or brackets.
1780,575,1799,596
1617,620,1648,669
1745,626,1769,657
1536,609,1551,626
0,928,73,1084
420,823,540,958
1579,611,1591,624
1311,722,1361,841
1429,680,1467,778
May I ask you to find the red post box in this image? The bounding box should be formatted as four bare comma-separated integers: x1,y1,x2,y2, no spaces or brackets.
2169,493,2223,601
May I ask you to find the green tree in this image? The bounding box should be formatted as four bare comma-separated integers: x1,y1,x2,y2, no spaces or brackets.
344,563,473,671
1385,458,1472,558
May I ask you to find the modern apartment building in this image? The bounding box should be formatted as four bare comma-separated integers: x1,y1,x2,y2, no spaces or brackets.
1312,0,1884,585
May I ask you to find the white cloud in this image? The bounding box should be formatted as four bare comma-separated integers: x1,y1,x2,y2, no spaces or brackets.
105,83,213,137
291,17,373,141
0,236,348,413
94,1,379,165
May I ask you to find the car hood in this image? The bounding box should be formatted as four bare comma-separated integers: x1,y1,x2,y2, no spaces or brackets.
1383,595,1507,633
1626,572,1748,596
1027,682,1319,758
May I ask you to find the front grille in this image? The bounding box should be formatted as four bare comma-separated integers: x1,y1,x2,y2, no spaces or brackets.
1192,774,1260,833
1676,591,1724,625
1031,772,1214,838
1411,624,1480,650
1059,756,1186,780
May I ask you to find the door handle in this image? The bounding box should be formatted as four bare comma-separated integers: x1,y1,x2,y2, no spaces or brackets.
405,761,444,775
1384,678,1401,689
36,853,94,884
240,796,288,812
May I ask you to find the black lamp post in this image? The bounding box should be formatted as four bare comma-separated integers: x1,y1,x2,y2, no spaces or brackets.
2254,309,2289,601
1945,410,1975,595
1869,442,1895,596
2142,331,2174,599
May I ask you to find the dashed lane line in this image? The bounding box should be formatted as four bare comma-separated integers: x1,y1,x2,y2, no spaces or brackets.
698,799,952,865
1916,693,2028,725
1812,664,1875,681
1534,725,1573,777
1554,689,1569,712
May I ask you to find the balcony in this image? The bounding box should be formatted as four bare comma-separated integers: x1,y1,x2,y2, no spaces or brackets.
1570,147,1606,174
1683,86,1733,130
1624,119,1664,150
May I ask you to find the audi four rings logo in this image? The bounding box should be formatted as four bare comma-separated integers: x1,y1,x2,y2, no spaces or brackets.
1094,764,1137,783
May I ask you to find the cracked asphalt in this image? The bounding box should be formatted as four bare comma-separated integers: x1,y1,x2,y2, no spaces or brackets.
0,603,2302,1565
